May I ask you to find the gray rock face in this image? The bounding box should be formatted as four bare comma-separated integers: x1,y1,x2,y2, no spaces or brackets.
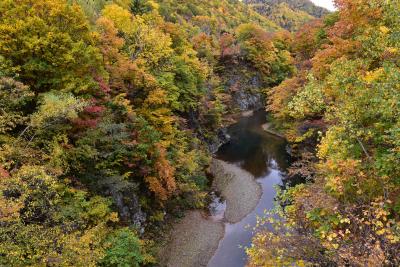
97,176,146,232
232,88,263,111
222,62,265,112
208,128,231,154
112,190,146,232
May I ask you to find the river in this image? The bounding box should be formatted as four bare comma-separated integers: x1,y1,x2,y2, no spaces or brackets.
161,110,290,267
208,110,290,267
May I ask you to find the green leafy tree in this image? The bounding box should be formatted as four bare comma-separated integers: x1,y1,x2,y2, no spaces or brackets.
0,0,102,94
101,228,144,267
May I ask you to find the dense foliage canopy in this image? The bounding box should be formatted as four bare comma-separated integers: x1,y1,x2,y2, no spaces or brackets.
0,0,295,265
248,0,400,266
2,0,398,266
245,0,328,31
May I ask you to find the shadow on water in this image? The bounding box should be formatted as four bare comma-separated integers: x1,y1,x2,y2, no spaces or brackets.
216,111,289,178
208,110,290,267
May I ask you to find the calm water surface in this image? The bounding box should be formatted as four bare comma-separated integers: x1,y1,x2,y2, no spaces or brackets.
208,111,289,267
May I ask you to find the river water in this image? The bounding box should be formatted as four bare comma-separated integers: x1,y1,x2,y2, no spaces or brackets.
208,110,290,267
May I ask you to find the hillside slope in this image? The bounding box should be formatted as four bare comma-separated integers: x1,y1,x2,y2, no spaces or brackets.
154,0,280,31
0,0,294,265
245,0,329,17
245,0,329,31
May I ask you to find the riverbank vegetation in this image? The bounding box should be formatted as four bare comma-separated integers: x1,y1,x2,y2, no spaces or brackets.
2,0,398,266
248,0,400,266
0,0,309,265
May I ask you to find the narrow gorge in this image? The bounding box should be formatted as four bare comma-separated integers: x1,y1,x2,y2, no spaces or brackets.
1,0,399,266
161,111,290,266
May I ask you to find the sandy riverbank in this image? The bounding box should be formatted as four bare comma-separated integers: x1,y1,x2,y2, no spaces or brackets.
159,159,261,266
159,211,224,267
210,159,261,223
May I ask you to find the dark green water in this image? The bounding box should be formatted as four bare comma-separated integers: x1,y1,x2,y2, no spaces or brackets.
208,110,290,267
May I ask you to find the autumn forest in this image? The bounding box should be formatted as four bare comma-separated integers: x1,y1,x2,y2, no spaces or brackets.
0,0,399,266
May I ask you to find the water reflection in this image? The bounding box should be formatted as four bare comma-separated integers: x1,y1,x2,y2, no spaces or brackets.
209,110,290,267
216,110,289,177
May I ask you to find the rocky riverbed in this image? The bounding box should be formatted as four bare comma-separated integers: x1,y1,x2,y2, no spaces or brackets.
210,160,261,223
159,110,289,267
160,159,262,267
